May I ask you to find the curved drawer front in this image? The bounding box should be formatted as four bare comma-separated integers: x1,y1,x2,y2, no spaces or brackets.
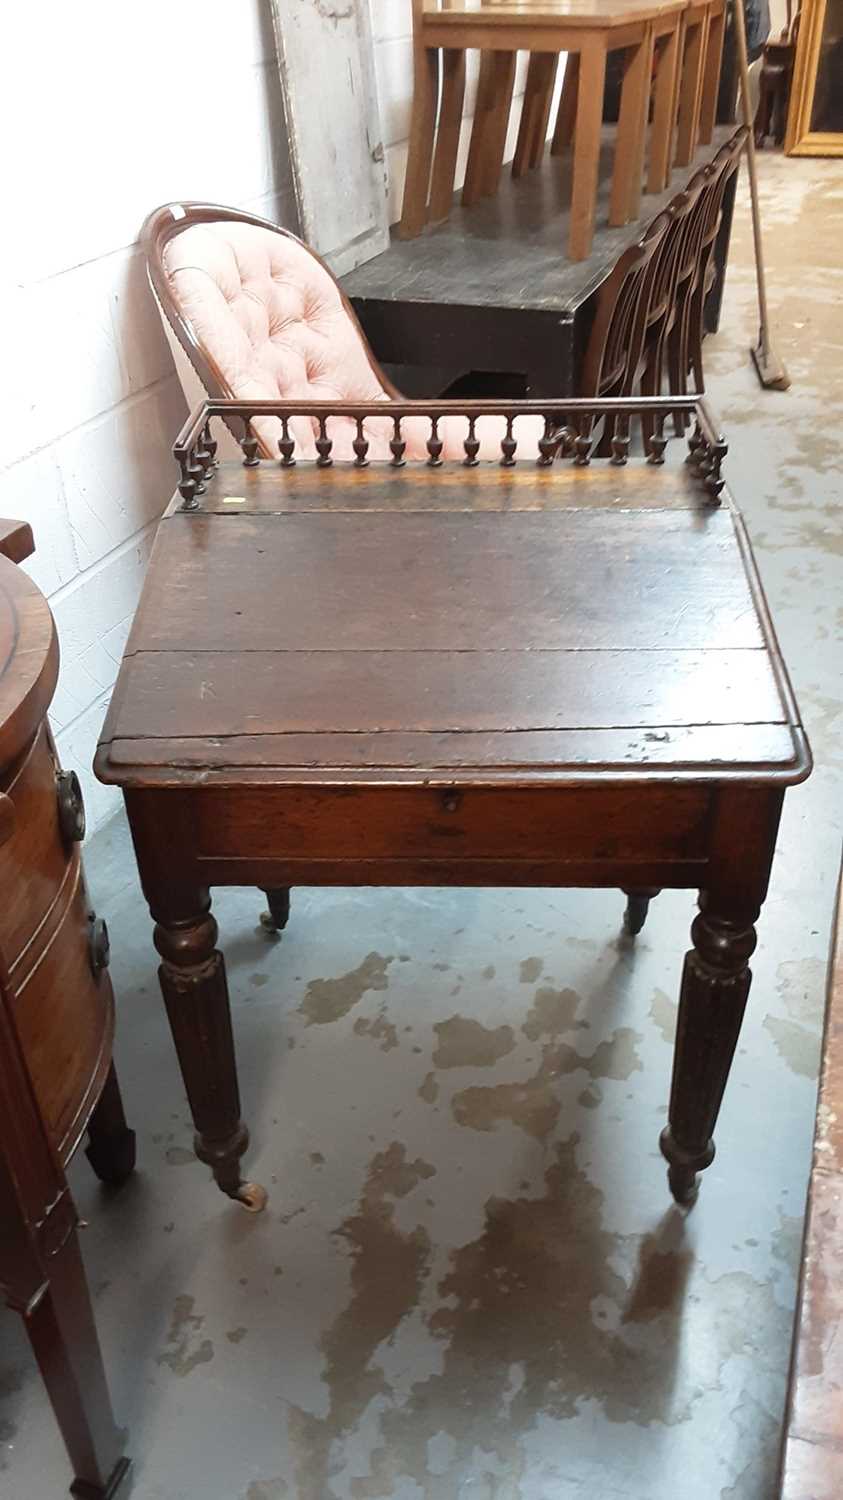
10,857,114,1162
0,724,75,973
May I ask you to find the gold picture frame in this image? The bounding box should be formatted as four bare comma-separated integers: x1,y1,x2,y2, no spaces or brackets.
785,0,843,154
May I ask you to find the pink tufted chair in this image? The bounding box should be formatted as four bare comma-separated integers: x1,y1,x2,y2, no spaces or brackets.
142,202,541,462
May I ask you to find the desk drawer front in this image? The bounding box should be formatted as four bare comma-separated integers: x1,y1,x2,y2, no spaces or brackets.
0,724,76,972
194,784,712,865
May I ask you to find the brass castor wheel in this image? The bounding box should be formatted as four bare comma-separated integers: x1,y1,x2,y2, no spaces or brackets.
234,1181,268,1213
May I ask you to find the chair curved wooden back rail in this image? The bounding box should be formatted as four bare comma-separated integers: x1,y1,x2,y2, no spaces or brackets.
668,124,748,414
667,157,718,424
687,125,749,388
577,209,672,454
632,183,700,440
697,127,748,269
142,201,546,465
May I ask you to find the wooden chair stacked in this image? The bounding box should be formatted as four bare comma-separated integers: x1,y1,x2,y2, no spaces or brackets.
576,125,747,445
579,209,672,453
665,125,746,420
400,0,728,261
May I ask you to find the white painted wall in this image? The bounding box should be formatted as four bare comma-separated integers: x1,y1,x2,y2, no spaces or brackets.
0,0,296,832
371,0,560,225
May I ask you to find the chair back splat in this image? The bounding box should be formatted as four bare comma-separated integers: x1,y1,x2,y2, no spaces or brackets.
578,209,671,453
665,125,748,417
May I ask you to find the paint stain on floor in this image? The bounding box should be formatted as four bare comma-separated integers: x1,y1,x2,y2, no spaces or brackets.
283,1136,792,1498
432,1016,516,1068
157,1295,215,1377
298,954,394,1025
288,1144,435,1499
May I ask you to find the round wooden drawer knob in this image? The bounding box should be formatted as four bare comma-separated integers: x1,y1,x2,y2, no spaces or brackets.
441,791,462,813
89,916,110,975
56,769,86,843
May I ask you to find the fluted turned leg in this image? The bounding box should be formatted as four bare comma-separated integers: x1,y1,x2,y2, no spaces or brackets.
622,886,661,937
260,885,291,935
85,1063,136,1187
660,897,758,1207
153,891,266,1211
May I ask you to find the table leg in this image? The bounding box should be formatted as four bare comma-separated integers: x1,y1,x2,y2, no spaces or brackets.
429,47,466,222
513,51,557,177
698,3,726,146
529,53,558,168
85,1062,136,1187
622,887,661,937
25,1229,130,1499
569,42,607,261
551,53,579,156
260,885,291,935
661,895,758,1206
462,51,498,206
152,889,266,1212
481,50,518,198
660,787,783,1208
609,28,654,227
648,23,681,193
399,44,441,239
675,15,707,167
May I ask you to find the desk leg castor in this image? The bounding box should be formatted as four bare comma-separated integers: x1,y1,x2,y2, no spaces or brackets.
622,887,661,937
259,886,290,935
235,1182,268,1213
660,896,757,1208
85,1063,136,1187
153,892,267,1210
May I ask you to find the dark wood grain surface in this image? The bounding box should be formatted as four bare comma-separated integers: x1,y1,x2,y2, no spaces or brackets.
98,459,806,790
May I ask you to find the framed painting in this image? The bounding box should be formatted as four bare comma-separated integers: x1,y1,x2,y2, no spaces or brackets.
785,0,843,154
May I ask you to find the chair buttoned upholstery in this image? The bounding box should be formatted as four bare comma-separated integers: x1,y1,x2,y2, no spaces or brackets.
159,216,542,462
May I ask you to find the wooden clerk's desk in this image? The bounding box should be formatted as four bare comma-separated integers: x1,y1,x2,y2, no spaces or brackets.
97,397,810,1215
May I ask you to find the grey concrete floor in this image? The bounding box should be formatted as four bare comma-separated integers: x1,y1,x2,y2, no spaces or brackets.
2,153,842,1500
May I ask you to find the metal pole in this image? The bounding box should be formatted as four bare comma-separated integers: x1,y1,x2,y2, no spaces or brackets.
732,0,789,385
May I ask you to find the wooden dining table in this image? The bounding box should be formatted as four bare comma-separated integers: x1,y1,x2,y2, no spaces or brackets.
96,395,810,1216
401,0,720,259
344,122,738,402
